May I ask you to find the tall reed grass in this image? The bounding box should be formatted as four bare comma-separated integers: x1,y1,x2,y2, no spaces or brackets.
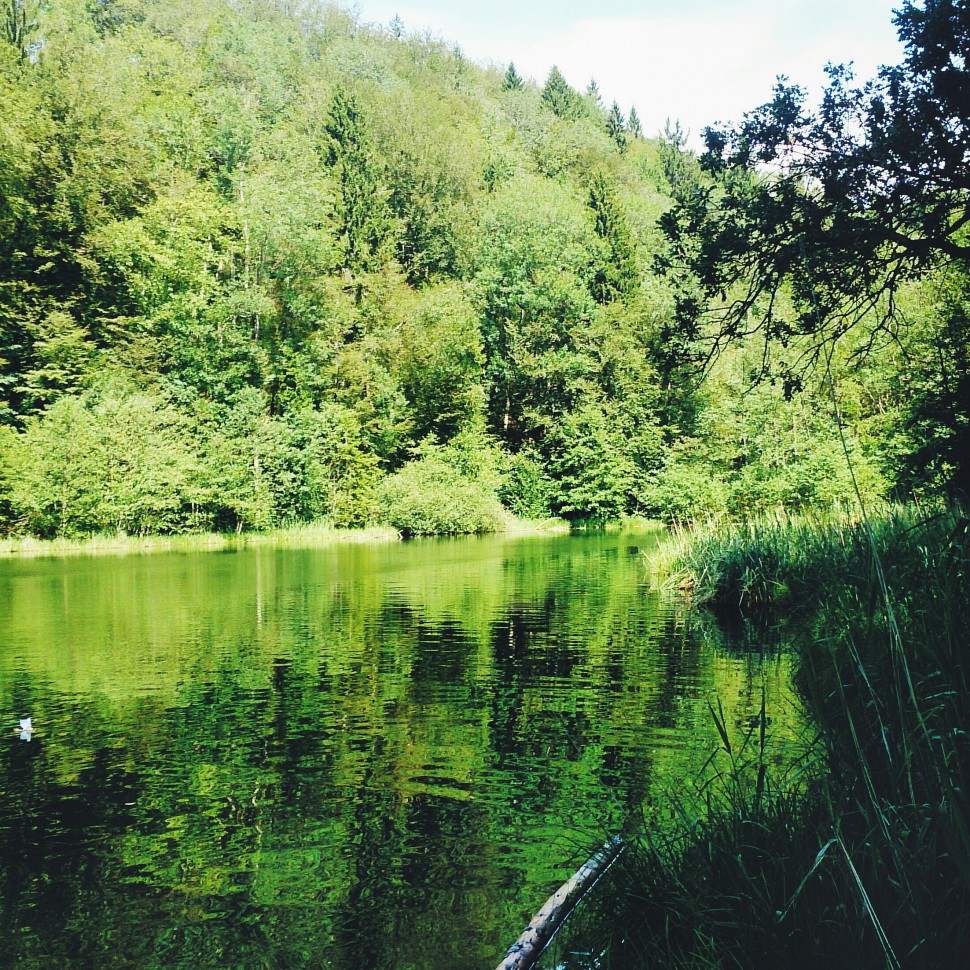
555,505,970,968
649,505,925,609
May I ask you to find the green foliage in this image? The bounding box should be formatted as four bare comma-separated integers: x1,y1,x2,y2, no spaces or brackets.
0,54,41,234
588,172,638,303
193,391,381,532
0,421,15,528
88,179,267,403
606,100,626,150
656,118,703,202
627,105,642,138
289,404,382,527
325,87,398,275
2,0,35,56
546,397,640,520
888,264,970,498
7,380,201,537
0,0,959,539
648,442,731,522
497,448,555,519
501,61,523,91
18,309,97,410
384,282,485,442
473,174,599,442
541,65,584,119
377,429,506,536
659,3,970,490
652,509,878,607
644,349,889,523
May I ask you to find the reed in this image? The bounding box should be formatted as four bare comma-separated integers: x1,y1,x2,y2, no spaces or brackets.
649,505,926,609
556,505,970,968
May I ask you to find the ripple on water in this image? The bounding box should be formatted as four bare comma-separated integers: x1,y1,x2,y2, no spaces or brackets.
0,530,802,970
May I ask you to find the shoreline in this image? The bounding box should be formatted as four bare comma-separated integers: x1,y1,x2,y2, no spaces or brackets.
0,516,592,561
0,523,401,560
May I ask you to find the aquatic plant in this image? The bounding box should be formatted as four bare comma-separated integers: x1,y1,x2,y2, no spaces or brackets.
556,506,970,968
649,505,923,609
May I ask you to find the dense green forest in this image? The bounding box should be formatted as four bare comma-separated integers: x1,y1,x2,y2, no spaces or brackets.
0,0,964,539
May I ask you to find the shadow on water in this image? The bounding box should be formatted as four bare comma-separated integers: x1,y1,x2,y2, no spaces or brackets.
0,529,802,969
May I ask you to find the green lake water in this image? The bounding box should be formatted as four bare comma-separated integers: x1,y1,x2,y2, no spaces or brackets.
0,528,801,969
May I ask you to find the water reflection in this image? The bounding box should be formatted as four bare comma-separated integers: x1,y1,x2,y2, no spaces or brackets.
0,530,801,968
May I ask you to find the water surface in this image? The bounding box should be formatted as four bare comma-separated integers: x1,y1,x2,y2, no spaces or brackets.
0,529,800,969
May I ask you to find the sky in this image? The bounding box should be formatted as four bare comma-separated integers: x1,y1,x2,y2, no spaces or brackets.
349,0,905,144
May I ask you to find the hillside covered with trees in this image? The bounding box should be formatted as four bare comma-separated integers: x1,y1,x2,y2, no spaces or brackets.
0,0,963,539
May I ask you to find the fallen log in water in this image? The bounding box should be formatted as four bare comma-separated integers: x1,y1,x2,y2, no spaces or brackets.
495,835,624,970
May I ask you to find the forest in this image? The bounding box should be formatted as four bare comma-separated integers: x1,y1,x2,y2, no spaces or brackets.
1,0,963,541
3,2,970,967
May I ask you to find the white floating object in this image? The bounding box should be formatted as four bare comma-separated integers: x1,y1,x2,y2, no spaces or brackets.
19,717,32,732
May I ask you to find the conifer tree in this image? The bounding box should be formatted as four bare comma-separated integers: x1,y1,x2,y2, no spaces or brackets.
325,88,396,276
607,101,627,150
585,78,603,108
658,119,697,200
627,105,642,138
542,65,579,118
2,0,33,57
502,61,523,91
588,173,638,302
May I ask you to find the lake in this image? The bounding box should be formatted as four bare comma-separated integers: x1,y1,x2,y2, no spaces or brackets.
0,528,801,969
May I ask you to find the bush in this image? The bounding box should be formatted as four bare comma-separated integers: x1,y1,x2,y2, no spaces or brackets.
377,431,506,536
8,383,202,537
498,446,555,519
187,392,384,533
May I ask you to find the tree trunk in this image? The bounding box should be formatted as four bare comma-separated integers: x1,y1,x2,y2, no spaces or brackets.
495,835,623,970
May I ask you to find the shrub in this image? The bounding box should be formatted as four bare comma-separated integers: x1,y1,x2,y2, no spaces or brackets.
8,384,202,537
377,431,506,536
498,446,555,519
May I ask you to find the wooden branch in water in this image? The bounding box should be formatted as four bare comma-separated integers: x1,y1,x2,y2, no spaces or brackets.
495,835,624,970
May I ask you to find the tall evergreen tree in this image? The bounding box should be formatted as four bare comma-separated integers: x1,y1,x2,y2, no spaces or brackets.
627,105,643,138
588,173,638,302
658,119,699,201
607,101,627,150
1,0,33,56
502,61,523,91
325,88,396,276
542,65,580,118
585,78,603,108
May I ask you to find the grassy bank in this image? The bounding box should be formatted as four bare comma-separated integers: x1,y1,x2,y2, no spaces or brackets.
0,522,403,559
647,505,933,608
0,515,581,560
557,505,970,968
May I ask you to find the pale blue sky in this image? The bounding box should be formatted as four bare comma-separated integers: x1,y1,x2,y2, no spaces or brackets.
350,0,904,143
